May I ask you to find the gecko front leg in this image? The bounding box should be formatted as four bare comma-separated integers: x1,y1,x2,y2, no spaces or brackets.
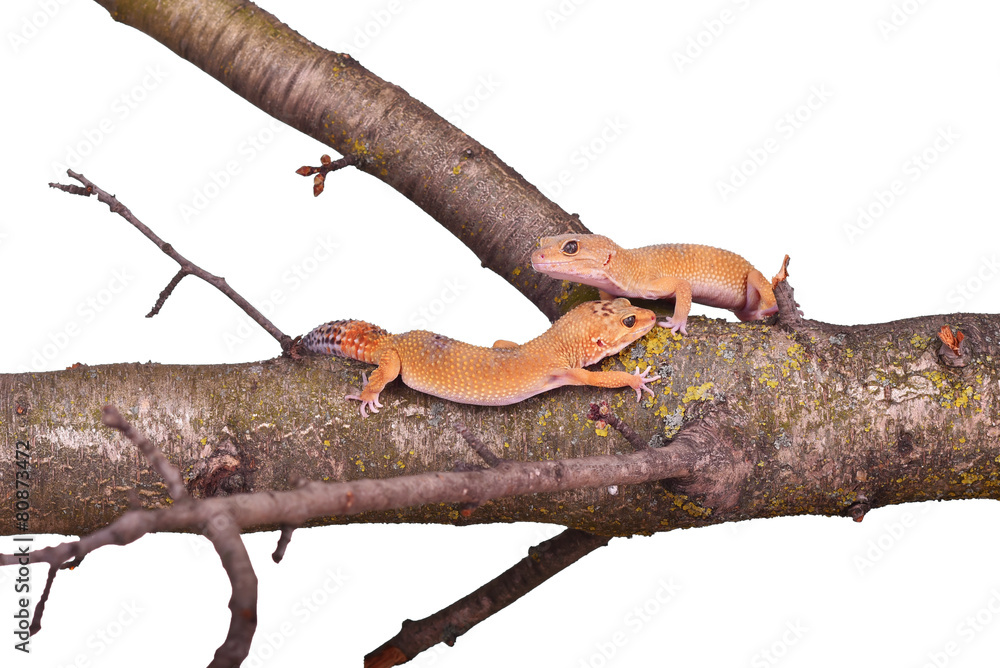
555,366,661,402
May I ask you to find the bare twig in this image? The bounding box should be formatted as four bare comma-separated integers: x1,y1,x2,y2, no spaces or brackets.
85,407,258,667
453,420,502,467
147,268,188,317
28,565,57,636
271,524,298,563
49,171,294,353
102,406,188,500
365,529,611,667
204,512,257,668
588,401,648,451
451,420,501,516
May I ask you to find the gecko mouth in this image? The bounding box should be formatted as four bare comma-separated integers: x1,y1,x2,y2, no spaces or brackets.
531,257,599,272
530,258,565,270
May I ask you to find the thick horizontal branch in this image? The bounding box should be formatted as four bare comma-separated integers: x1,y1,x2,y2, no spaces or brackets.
2,311,997,537
92,0,595,319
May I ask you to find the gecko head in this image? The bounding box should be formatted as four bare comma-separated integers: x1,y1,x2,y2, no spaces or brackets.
530,234,618,283
560,298,657,366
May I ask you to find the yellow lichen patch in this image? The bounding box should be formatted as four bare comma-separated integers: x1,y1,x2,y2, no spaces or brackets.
781,359,800,378
954,386,975,408
513,267,521,276
920,370,978,410
666,491,712,518
757,365,779,389
681,382,714,403
594,424,609,437
909,333,931,348
787,343,806,361
960,473,983,485
452,165,461,175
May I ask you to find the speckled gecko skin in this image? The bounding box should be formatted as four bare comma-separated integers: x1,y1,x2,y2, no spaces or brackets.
531,234,779,335
302,299,661,417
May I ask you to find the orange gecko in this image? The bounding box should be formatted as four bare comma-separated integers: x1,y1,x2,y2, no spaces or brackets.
301,299,661,417
531,234,779,335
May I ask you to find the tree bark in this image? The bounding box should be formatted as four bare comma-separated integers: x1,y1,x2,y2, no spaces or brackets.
3,313,996,536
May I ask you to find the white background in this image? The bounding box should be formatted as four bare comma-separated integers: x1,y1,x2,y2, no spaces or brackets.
2,1,1000,666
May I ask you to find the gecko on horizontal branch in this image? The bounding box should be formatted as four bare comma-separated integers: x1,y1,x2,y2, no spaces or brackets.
532,234,783,335
301,299,661,417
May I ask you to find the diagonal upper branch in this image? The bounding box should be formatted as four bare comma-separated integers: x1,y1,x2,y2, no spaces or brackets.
91,0,595,320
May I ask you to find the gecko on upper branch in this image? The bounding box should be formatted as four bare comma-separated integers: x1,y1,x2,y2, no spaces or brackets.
301,298,661,417
531,234,780,336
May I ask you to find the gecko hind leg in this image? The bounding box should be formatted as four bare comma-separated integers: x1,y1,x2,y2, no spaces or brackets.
734,269,778,322
345,350,401,418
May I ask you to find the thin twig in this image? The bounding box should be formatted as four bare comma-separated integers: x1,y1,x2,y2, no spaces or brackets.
365,529,611,667
272,524,298,563
451,421,500,516
204,512,258,668
453,421,502,467
70,407,258,666
28,565,57,636
587,401,649,451
147,268,189,317
49,171,294,353
102,406,188,500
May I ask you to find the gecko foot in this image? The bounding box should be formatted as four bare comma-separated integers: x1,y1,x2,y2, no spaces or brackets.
631,366,661,402
657,318,688,336
345,371,383,418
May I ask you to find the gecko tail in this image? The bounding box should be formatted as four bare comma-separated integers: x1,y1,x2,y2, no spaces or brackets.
300,319,390,363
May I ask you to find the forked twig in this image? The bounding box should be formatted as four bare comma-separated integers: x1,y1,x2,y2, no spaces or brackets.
49,171,294,353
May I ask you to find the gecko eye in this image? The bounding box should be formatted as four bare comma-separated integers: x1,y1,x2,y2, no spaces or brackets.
560,240,579,255
622,315,636,328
